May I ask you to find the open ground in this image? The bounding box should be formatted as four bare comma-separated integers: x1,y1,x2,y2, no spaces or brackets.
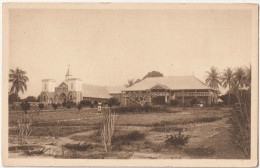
8,107,245,159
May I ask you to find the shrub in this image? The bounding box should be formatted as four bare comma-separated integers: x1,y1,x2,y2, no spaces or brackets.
228,88,250,159
63,142,93,151
108,97,120,107
66,101,77,109
77,104,82,110
101,109,117,153
38,103,44,110
165,130,189,147
52,103,58,110
62,101,67,108
17,114,33,146
24,147,47,156
90,103,94,108
21,101,30,114
79,100,91,107
169,99,179,106
112,131,145,143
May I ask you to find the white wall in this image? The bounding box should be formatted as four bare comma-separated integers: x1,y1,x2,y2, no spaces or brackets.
42,81,55,92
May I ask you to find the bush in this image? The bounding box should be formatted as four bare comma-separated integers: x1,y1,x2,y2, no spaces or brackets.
165,130,189,147
38,103,44,110
21,101,30,114
77,104,82,110
66,101,77,109
112,131,145,144
63,142,93,151
90,103,94,108
62,102,67,108
24,147,47,156
112,104,171,114
52,103,58,110
228,89,250,159
108,97,120,107
79,100,91,107
169,99,178,106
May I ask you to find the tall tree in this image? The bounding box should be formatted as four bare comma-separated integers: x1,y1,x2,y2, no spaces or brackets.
9,68,29,102
143,71,163,80
221,67,233,105
233,67,246,88
205,66,222,89
125,79,135,88
245,65,251,88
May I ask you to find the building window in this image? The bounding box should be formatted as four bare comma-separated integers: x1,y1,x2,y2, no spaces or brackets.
45,84,47,90
71,83,73,89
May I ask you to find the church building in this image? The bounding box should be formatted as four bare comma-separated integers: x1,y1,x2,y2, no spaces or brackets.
40,67,114,104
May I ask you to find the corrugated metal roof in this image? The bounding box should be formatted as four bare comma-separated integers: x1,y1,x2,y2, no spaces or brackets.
107,86,125,94
82,84,111,99
123,76,213,91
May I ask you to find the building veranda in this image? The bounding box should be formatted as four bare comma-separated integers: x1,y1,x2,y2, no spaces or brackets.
122,76,218,106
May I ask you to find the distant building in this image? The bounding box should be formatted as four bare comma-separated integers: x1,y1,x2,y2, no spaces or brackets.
122,76,218,106
40,67,124,104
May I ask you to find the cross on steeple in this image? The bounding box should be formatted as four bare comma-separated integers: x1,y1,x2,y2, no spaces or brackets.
65,64,72,81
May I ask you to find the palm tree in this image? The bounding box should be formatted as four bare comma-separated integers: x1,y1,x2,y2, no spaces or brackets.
245,65,251,88
125,79,135,88
233,67,246,88
9,68,29,102
205,66,222,89
221,67,233,105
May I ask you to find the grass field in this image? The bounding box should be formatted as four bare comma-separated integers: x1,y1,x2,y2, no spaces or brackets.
8,107,245,159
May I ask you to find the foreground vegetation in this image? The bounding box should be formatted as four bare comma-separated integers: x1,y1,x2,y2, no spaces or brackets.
9,107,245,159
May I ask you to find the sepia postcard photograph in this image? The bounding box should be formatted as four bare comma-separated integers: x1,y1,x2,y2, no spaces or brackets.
1,2,258,167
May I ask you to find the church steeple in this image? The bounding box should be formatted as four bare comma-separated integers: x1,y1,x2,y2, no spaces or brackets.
65,64,72,81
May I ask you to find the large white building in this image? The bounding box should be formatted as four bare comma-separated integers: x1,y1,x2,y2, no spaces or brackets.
40,67,123,104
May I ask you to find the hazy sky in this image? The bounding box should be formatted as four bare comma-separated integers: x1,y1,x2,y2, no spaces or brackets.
9,8,252,98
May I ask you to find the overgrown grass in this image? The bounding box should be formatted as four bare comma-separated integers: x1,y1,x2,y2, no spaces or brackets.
184,147,216,157
152,117,222,127
111,131,146,151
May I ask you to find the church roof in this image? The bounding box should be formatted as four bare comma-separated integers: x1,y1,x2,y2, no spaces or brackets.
123,76,213,91
82,84,111,99
107,86,125,94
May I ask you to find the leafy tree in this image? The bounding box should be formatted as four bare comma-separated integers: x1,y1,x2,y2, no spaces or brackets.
9,68,29,102
125,79,135,88
108,97,120,107
52,103,58,110
24,96,37,102
9,93,20,104
221,67,233,105
143,71,163,79
21,101,30,114
205,66,221,89
38,103,44,110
